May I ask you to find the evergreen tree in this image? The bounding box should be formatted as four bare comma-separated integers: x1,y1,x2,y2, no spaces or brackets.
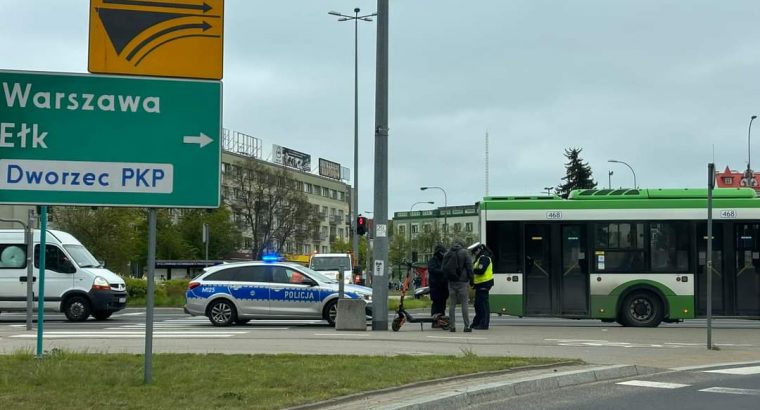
556,148,597,198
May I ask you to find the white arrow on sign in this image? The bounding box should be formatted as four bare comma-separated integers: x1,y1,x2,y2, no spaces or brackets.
183,133,213,148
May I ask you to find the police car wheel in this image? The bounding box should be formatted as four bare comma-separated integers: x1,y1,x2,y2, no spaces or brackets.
208,299,236,327
323,300,338,327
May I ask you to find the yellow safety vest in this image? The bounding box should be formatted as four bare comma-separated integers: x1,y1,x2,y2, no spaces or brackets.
473,256,494,284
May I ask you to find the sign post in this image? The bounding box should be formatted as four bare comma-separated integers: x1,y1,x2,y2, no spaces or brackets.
0,70,221,208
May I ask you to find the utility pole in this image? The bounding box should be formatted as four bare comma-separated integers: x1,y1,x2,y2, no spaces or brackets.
371,0,389,331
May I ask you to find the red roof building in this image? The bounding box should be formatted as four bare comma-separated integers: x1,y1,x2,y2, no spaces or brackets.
715,166,760,190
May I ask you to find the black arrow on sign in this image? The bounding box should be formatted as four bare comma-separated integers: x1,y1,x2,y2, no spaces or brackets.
126,21,212,61
103,0,212,13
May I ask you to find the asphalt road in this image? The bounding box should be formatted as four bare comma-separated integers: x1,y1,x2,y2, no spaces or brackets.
1,308,759,370
471,363,760,410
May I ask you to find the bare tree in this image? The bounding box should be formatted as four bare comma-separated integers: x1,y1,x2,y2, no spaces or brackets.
227,161,320,259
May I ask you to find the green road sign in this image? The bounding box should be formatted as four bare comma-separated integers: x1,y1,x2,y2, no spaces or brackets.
0,69,220,207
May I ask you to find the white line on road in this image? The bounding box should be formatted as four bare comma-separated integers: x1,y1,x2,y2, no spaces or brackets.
112,312,144,317
10,334,241,339
313,333,370,337
699,387,760,396
617,380,690,389
704,365,760,375
11,331,248,336
426,336,488,340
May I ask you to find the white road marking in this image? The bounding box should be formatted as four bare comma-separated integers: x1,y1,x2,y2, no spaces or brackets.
112,312,144,317
426,336,488,340
313,333,370,337
700,387,760,396
617,380,690,389
10,334,240,339
704,365,760,375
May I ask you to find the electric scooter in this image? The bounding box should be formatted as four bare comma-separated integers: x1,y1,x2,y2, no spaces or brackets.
391,263,450,332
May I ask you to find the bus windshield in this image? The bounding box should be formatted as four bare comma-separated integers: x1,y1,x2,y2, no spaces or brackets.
310,256,350,271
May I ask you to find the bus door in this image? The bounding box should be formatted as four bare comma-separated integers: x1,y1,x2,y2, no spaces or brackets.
696,223,724,315
734,223,760,315
525,224,552,315
560,225,589,315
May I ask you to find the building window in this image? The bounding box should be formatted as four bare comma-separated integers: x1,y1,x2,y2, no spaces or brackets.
303,244,311,254
453,223,462,232
411,224,419,234
321,206,328,217
330,189,337,199
304,183,313,194
339,192,345,201
322,187,330,197
465,222,473,232
423,224,431,233
398,225,406,235
322,246,328,253
723,177,733,184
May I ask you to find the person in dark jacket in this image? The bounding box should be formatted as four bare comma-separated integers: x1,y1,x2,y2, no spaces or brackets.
447,239,474,332
469,243,494,330
427,244,448,324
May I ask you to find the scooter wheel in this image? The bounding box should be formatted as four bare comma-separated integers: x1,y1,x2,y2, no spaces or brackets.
392,317,403,332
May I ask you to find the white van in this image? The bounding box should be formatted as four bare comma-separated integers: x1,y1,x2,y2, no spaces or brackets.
0,229,127,321
308,253,353,284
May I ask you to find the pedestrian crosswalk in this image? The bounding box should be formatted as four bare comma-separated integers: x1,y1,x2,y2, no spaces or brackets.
616,364,760,397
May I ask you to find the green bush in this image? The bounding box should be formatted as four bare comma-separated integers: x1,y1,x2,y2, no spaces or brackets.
124,278,190,307
124,277,147,299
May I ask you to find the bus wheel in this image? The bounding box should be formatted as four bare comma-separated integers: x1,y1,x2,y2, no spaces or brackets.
621,291,663,327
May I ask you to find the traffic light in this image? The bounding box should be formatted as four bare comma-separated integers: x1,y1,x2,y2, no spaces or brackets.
357,216,367,236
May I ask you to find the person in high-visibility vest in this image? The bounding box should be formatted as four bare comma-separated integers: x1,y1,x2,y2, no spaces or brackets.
470,243,494,330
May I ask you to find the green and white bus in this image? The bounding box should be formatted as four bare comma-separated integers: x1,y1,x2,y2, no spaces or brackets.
480,188,760,327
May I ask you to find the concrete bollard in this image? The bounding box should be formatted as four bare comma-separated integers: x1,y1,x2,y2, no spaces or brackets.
335,299,367,330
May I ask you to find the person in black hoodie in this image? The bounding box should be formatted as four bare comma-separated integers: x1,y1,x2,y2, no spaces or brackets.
427,243,448,325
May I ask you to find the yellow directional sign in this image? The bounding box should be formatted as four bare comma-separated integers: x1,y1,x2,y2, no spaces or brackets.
88,0,224,80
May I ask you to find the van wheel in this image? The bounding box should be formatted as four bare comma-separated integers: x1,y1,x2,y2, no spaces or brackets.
92,311,112,320
620,291,663,327
64,296,91,322
208,299,236,327
323,300,338,327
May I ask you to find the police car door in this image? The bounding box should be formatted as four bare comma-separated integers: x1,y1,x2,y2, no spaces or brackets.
268,265,320,318
232,265,271,316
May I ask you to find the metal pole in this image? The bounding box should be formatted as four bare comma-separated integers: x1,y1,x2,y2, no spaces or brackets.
371,0,389,331
25,210,34,331
144,209,157,383
351,8,360,285
608,171,613,189
203,223,209,262
706,163,714,350
339,263,345,299
36,206,47,358
748,116,757,170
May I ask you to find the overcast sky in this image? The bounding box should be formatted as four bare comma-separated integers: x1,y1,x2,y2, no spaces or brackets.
2,1,759,215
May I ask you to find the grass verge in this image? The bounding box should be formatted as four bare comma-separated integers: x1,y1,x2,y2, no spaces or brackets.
0,351,568,409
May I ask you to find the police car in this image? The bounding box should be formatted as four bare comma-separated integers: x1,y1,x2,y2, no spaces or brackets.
184,260,373,326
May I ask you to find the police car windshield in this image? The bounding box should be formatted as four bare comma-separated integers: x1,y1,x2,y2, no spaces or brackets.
310,256,350,271
298,266,339,284
63,244,101,268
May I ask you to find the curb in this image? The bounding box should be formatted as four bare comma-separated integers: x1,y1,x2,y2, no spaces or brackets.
389,364,661,410
287,361,581,410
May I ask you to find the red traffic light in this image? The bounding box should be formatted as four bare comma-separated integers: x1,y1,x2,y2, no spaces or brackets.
357,216,367,236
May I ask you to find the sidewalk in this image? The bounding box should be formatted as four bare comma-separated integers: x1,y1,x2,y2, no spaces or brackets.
290,363,660,410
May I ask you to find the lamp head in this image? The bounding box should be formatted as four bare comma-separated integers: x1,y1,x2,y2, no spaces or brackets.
328,11,342,16
753,115,758,120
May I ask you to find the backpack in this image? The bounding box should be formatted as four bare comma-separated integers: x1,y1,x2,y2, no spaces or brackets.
442,250,461,282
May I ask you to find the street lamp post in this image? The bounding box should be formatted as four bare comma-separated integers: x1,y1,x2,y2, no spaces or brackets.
608,170,613,189
543,186,553,196
608,159,637,189
409,201,434,263
329,8,376,279
420,186,448,242
746,115,758,185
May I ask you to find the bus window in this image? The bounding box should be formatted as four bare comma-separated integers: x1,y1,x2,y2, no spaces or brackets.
650,222,689,272
593,223,645,273
486,221,520,272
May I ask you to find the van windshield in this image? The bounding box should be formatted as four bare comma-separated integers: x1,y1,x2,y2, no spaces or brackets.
64,245,101,268
310,256,350,271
